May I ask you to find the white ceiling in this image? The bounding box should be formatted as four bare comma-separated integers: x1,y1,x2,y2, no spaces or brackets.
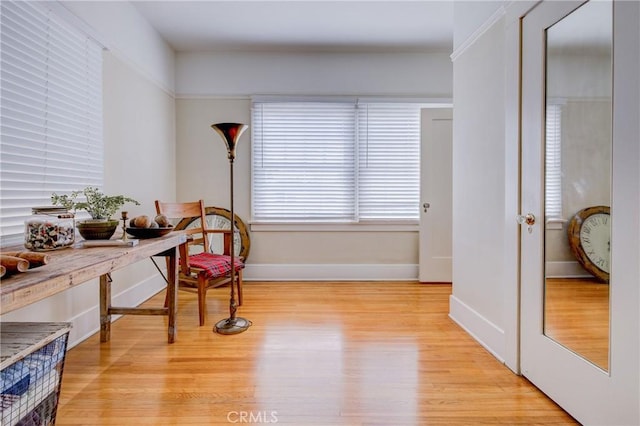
132,1,454,53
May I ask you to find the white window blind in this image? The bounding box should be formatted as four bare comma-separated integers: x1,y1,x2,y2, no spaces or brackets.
545,104,562,219
252,102,356,222
0,0,103,246
251,100,422,223
357,103,421,220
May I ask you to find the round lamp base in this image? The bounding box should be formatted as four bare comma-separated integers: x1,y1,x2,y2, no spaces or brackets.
214,317,251,335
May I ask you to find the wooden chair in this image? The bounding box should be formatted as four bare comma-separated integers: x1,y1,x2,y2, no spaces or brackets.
155,200,244,326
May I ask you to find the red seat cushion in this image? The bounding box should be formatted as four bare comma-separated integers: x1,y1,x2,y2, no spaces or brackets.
188,252,244,279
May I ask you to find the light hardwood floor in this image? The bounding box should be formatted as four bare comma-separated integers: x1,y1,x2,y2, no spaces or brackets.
545,277,609,371
57,282,578,425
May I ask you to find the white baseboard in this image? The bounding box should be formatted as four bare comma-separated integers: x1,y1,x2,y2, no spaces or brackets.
448,294,506,364
66,274,167,349
545,260,591,278
243,263,418,281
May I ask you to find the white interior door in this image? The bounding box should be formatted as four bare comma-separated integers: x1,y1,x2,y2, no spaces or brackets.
419,108,452,283
520,1,639,424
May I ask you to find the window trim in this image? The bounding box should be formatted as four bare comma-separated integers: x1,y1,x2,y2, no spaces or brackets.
250,221,419,233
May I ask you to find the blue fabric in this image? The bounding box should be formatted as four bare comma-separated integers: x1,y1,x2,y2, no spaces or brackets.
0,362,30,396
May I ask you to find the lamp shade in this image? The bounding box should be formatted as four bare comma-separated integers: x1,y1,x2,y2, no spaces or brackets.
211,122,248,160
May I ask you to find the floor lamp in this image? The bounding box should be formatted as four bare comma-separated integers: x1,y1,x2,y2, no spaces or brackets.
211,122,251,335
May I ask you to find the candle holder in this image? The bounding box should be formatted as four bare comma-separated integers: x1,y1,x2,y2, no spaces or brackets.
121,211,129,242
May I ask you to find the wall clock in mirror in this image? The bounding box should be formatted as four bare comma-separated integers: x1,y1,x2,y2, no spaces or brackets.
567,205,610,283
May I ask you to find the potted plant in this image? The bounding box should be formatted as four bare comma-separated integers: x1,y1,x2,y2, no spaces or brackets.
51,187,140,240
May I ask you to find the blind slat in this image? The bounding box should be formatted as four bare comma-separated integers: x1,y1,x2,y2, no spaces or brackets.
0,0,104,245
251,101,422,223
545,104,562,219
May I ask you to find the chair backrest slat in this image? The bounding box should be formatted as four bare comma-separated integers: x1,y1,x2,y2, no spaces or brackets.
155,200,210,254
155,201,202,220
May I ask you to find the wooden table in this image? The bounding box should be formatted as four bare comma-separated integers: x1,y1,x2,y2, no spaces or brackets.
0,232,187,343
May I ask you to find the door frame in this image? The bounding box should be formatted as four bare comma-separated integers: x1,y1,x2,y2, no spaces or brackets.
503,0,541,374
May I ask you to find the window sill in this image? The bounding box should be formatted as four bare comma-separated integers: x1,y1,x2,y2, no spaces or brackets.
249,222,419,232
545,218,566,230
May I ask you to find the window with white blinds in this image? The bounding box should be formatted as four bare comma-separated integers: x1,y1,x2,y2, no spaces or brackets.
357,103,421,220
251,100,422,223
545,104,562,219
0,0,103,245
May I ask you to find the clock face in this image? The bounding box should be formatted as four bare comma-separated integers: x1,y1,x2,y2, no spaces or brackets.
579,213,610,273
202,214,242,256
567,205,610,283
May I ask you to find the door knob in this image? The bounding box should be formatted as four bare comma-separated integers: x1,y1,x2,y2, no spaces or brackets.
516,213,536,226
517,213,536,233
423,203,430,213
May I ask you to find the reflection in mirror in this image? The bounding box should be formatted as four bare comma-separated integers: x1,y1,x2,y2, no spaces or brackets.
543,0,612,371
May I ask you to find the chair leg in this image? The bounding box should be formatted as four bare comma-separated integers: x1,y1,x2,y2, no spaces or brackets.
197,275,207,326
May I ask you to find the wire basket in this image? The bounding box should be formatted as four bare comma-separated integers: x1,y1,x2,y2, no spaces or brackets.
1,323,71,426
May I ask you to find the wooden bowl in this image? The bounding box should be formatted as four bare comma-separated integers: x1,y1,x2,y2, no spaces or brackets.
78,220,119,240
125,227,173,239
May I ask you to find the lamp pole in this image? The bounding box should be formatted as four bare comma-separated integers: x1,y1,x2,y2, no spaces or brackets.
211,122,251,335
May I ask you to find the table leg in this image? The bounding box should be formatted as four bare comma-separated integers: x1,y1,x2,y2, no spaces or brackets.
100,273,111,342
167,246,179,343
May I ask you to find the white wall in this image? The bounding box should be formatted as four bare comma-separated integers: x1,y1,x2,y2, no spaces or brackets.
452,1,503,51
449,0,536,372
59,1,175,94
0,2,176,348
102,52,176,207
175,51,452,280
176,51,452,98
449,4,510,364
